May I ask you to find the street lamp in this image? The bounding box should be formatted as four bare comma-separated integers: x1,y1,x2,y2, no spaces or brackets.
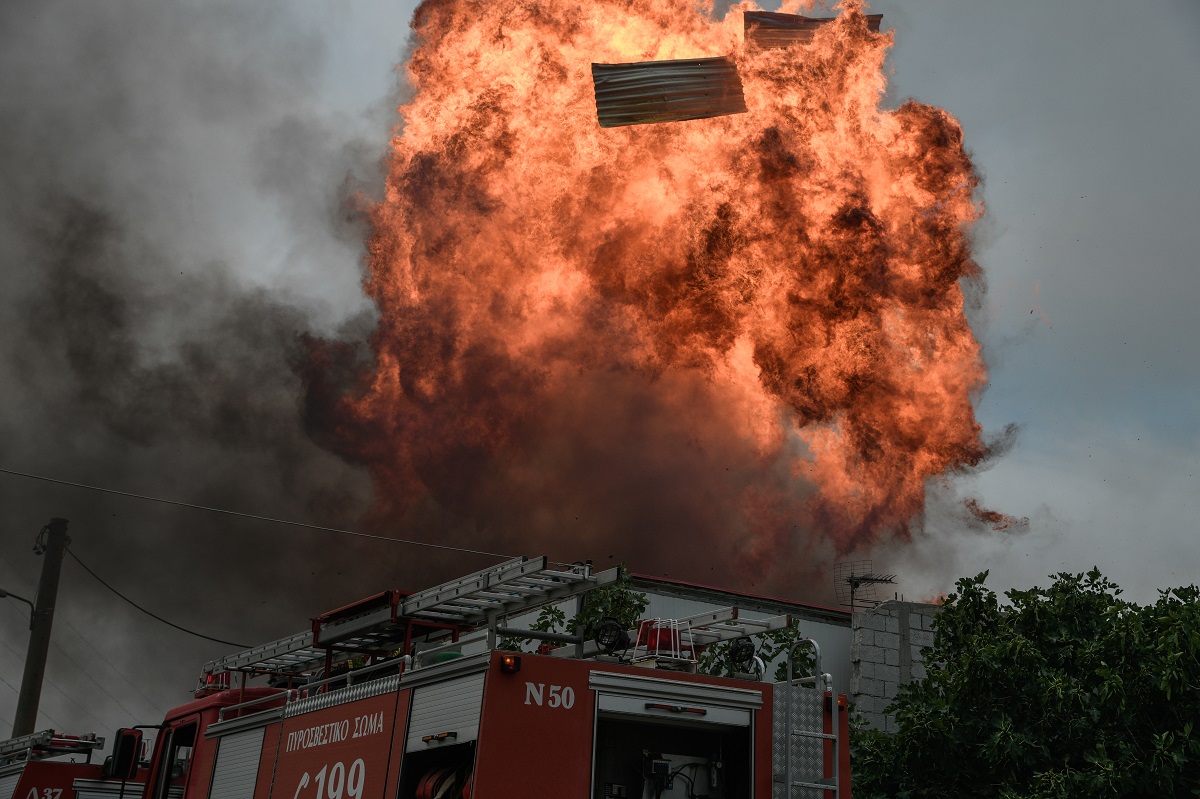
0,588,36,625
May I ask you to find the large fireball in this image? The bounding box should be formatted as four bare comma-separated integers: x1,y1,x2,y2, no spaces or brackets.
306,0,988,592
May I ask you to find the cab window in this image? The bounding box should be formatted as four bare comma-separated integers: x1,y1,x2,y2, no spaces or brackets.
155,721,198,799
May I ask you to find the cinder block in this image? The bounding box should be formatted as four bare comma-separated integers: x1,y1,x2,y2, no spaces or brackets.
911,630,935,649
876,631,900,649
858,661,876,679
854,628,874,648
886,616,899,634
885,649,900,667
909,614,923,630
883,682,898,700
857,678,884,697
876,664,900,683
862,646,886,665
911,662,927,681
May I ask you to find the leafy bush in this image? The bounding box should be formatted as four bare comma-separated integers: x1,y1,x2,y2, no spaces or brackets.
852,569,1200,798
498,567,648,652
697,620,816,681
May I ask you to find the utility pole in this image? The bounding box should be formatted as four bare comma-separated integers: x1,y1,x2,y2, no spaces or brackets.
12,518,70,737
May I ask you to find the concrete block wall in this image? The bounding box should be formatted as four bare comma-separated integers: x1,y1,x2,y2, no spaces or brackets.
849,601,939,732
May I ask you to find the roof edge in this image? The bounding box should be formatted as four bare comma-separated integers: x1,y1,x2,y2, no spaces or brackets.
629,573,851,623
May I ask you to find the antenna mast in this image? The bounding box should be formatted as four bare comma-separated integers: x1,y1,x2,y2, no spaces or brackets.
833,560,896,614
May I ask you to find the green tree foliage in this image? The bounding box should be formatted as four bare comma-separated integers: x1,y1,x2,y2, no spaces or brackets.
498,568,648,652
852,569,1200,798
697,620,816,681
572,572,649,635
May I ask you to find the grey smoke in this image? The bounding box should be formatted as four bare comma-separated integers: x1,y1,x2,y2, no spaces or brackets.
0,0,413,742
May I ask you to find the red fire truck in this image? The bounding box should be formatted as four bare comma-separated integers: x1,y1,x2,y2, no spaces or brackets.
0,556,850,799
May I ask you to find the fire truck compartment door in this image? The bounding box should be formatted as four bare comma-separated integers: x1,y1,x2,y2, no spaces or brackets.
590,672,761,726
0,773,19,799
405,672,485,752
74,780,148,799
207,727,266,799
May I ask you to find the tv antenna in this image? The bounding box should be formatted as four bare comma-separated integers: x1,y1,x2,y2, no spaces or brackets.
834,560,896,613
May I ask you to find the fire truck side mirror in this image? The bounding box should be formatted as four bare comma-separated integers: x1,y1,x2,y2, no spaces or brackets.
109,728,143,780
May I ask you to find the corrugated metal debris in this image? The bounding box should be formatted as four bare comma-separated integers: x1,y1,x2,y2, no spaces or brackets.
743,12,883,49
591,56,747,128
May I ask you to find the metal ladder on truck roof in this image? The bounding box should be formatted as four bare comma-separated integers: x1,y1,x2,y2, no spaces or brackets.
198,556,621,683
773,640,840,799
0,730,104,766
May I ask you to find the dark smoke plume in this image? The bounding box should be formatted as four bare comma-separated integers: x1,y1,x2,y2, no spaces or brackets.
0,0,421,743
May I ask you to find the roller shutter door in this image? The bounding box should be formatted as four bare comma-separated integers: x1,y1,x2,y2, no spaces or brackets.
0,773,20,799
73,780,147,799
208,727,266,799
405,672,485,752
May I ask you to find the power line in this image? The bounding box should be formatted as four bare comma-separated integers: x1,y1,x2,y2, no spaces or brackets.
38,676,106,733
3,540,165,717
0,634,29,666
49,638,143,723
1,694,67,734
0,632,81,732
0,669,21,697
0,467,514,560
0,641,90,732
56,612,166,716
66,549,249,648
4,599,163,720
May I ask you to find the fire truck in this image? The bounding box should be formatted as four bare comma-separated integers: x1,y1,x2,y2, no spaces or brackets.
0,556,849,799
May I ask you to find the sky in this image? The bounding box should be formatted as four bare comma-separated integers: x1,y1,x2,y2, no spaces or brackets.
1,0,1197,743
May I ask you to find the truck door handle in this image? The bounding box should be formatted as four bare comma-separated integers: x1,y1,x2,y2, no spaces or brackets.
644,703,707,716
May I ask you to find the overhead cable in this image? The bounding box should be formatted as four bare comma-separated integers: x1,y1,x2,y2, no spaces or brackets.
0,467,515,560
65,549,249,648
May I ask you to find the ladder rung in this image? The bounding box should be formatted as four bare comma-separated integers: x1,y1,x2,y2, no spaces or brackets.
791,779,836,791
512,577,566,587
443,597,505,607
485,584,541,595
415,610,468,621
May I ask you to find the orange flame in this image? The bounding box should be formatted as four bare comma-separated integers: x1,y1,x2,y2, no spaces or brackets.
964,498,1026,532
306,0,992,590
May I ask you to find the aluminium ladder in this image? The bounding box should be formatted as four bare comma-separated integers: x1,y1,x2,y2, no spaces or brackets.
774,639,840,799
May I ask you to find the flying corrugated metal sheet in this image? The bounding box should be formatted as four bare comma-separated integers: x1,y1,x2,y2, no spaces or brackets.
591,56,747,128
743,12,883,49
